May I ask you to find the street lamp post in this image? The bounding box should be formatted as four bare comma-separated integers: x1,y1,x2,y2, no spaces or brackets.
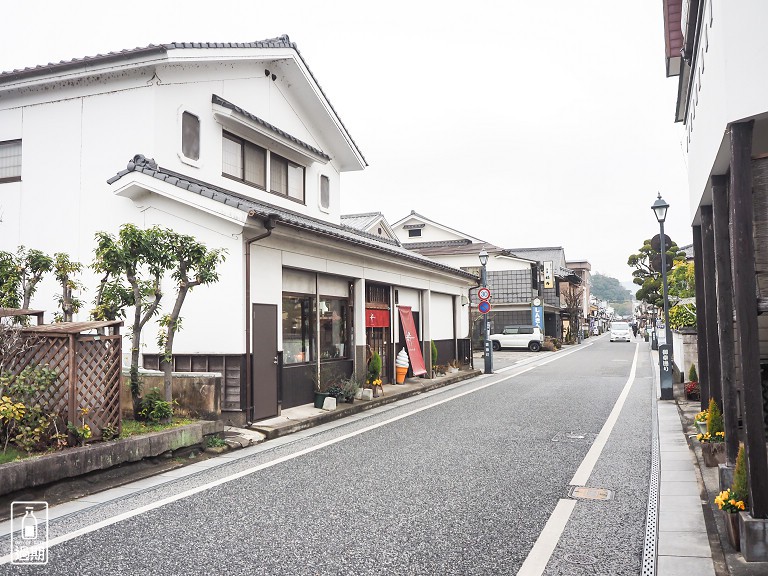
479,249,493,374
652,193,674,400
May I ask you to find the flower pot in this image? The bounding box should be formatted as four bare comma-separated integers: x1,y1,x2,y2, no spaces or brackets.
395,366,408,384
344,396,355,404
361,388,374,401
313,392,330,409
696,421,708,434
702,442,726,467
724,511,741,551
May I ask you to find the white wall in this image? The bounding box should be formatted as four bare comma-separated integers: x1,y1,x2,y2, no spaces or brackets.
684,1,768,218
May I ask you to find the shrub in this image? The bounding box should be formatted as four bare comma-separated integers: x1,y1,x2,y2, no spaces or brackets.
431,340,438,367
732,443,749,505
707,397,724,436
138,387,175,422
688,363,698,382
366,351,382,387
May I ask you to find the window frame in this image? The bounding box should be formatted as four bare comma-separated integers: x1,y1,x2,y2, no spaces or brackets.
181,111,200,162
0,139,22,184
270,152,305,203
408,229,422,238
319,174,330,211
221,131,267,191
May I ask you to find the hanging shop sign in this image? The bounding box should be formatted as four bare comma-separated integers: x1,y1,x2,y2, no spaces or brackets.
397,306,426,376
365,309,390,328
543,261,554,289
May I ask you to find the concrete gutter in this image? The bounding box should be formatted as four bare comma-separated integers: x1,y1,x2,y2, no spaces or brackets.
0,420,223,497
251,369,481,440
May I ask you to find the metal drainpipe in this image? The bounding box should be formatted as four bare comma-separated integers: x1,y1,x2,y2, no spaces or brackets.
244,212,279,424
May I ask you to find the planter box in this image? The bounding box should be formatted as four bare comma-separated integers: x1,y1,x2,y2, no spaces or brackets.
702,442,726,467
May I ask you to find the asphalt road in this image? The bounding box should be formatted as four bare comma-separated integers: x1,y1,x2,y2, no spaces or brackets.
1,335,653,575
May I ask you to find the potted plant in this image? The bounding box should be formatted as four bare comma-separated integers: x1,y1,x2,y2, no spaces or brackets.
430,340,438,376
341,378,360,403
715,444,749,550
366,351,383,397
698,398,725,467
686,364,700,401
694,409,708,435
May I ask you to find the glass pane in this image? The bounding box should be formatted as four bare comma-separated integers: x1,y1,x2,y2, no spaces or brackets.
319,298,348,360
287,163,304,201
222,136,242,178
282,295,315,364
320,175,330,209
0,140,22,180
181,112,200,160
244,143,266,188
270,154,287,194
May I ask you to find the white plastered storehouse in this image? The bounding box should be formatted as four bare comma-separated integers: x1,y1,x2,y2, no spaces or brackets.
0,37,477,423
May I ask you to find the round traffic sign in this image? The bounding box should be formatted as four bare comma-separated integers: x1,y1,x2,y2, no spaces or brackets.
478,300,491,314
478,287,491,301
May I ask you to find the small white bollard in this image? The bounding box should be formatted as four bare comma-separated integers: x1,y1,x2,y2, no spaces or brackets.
361,388,374,401
322,397,337,410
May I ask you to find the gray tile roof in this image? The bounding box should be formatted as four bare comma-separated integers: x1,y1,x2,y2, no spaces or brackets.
504,247,579,280
340,212,385,231
213,94,330,161
1,35,366,166
107,155,476,281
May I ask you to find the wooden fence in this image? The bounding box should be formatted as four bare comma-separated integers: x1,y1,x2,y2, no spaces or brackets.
6,320,123,440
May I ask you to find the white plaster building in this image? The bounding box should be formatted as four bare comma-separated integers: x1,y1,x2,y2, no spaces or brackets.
0,37,476,423
391,211,584,342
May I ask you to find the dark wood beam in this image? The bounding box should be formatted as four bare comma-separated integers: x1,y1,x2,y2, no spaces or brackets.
729,120,768,518
692,224,709,410
701,205,722,409
712,175,739,465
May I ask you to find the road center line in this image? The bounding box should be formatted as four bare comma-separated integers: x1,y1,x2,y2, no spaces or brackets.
1,341,593,564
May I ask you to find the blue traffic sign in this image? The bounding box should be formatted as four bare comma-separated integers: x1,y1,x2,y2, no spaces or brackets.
478,301,491,314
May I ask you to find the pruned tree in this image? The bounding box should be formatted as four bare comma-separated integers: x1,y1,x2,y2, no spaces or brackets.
92,224,171,417
156,232,226,415
0,246,53,311
52,252,84,322
562,283,584,344
627,238,687,308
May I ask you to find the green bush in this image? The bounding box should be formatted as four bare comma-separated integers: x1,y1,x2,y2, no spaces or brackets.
367,351,382,385
732,443,749,504
431,340,438,366
707,397,724,436
138,387,175,422
688,363,698,382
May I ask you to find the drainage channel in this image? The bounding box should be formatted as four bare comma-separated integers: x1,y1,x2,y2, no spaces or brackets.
641,388,660,576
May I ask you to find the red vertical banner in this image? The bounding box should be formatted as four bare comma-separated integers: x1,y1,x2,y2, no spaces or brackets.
397,305,426,376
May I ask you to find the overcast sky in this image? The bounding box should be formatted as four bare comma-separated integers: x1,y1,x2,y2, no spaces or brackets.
1,1,690,283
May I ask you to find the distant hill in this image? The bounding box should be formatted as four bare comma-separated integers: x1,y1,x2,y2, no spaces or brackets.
592,274,631,303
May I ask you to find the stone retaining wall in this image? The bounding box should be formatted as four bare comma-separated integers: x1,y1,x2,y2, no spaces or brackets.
0,421,223,497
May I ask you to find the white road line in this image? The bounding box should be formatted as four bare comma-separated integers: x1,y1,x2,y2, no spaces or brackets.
1,341,593,564
516,341,641,574
569,342,639,486
516,499,577,576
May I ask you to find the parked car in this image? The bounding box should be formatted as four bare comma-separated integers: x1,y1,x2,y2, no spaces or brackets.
592,326,599,336
609,321,632,342
489,325,543,352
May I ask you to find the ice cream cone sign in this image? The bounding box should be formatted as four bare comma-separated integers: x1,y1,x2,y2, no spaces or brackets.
396,348,409,384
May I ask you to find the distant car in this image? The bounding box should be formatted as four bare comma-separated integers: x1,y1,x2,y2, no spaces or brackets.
490,325,543,352
610,321,632,342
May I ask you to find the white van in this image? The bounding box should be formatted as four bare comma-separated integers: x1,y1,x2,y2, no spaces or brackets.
489,325,544,352
609,321,632,342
